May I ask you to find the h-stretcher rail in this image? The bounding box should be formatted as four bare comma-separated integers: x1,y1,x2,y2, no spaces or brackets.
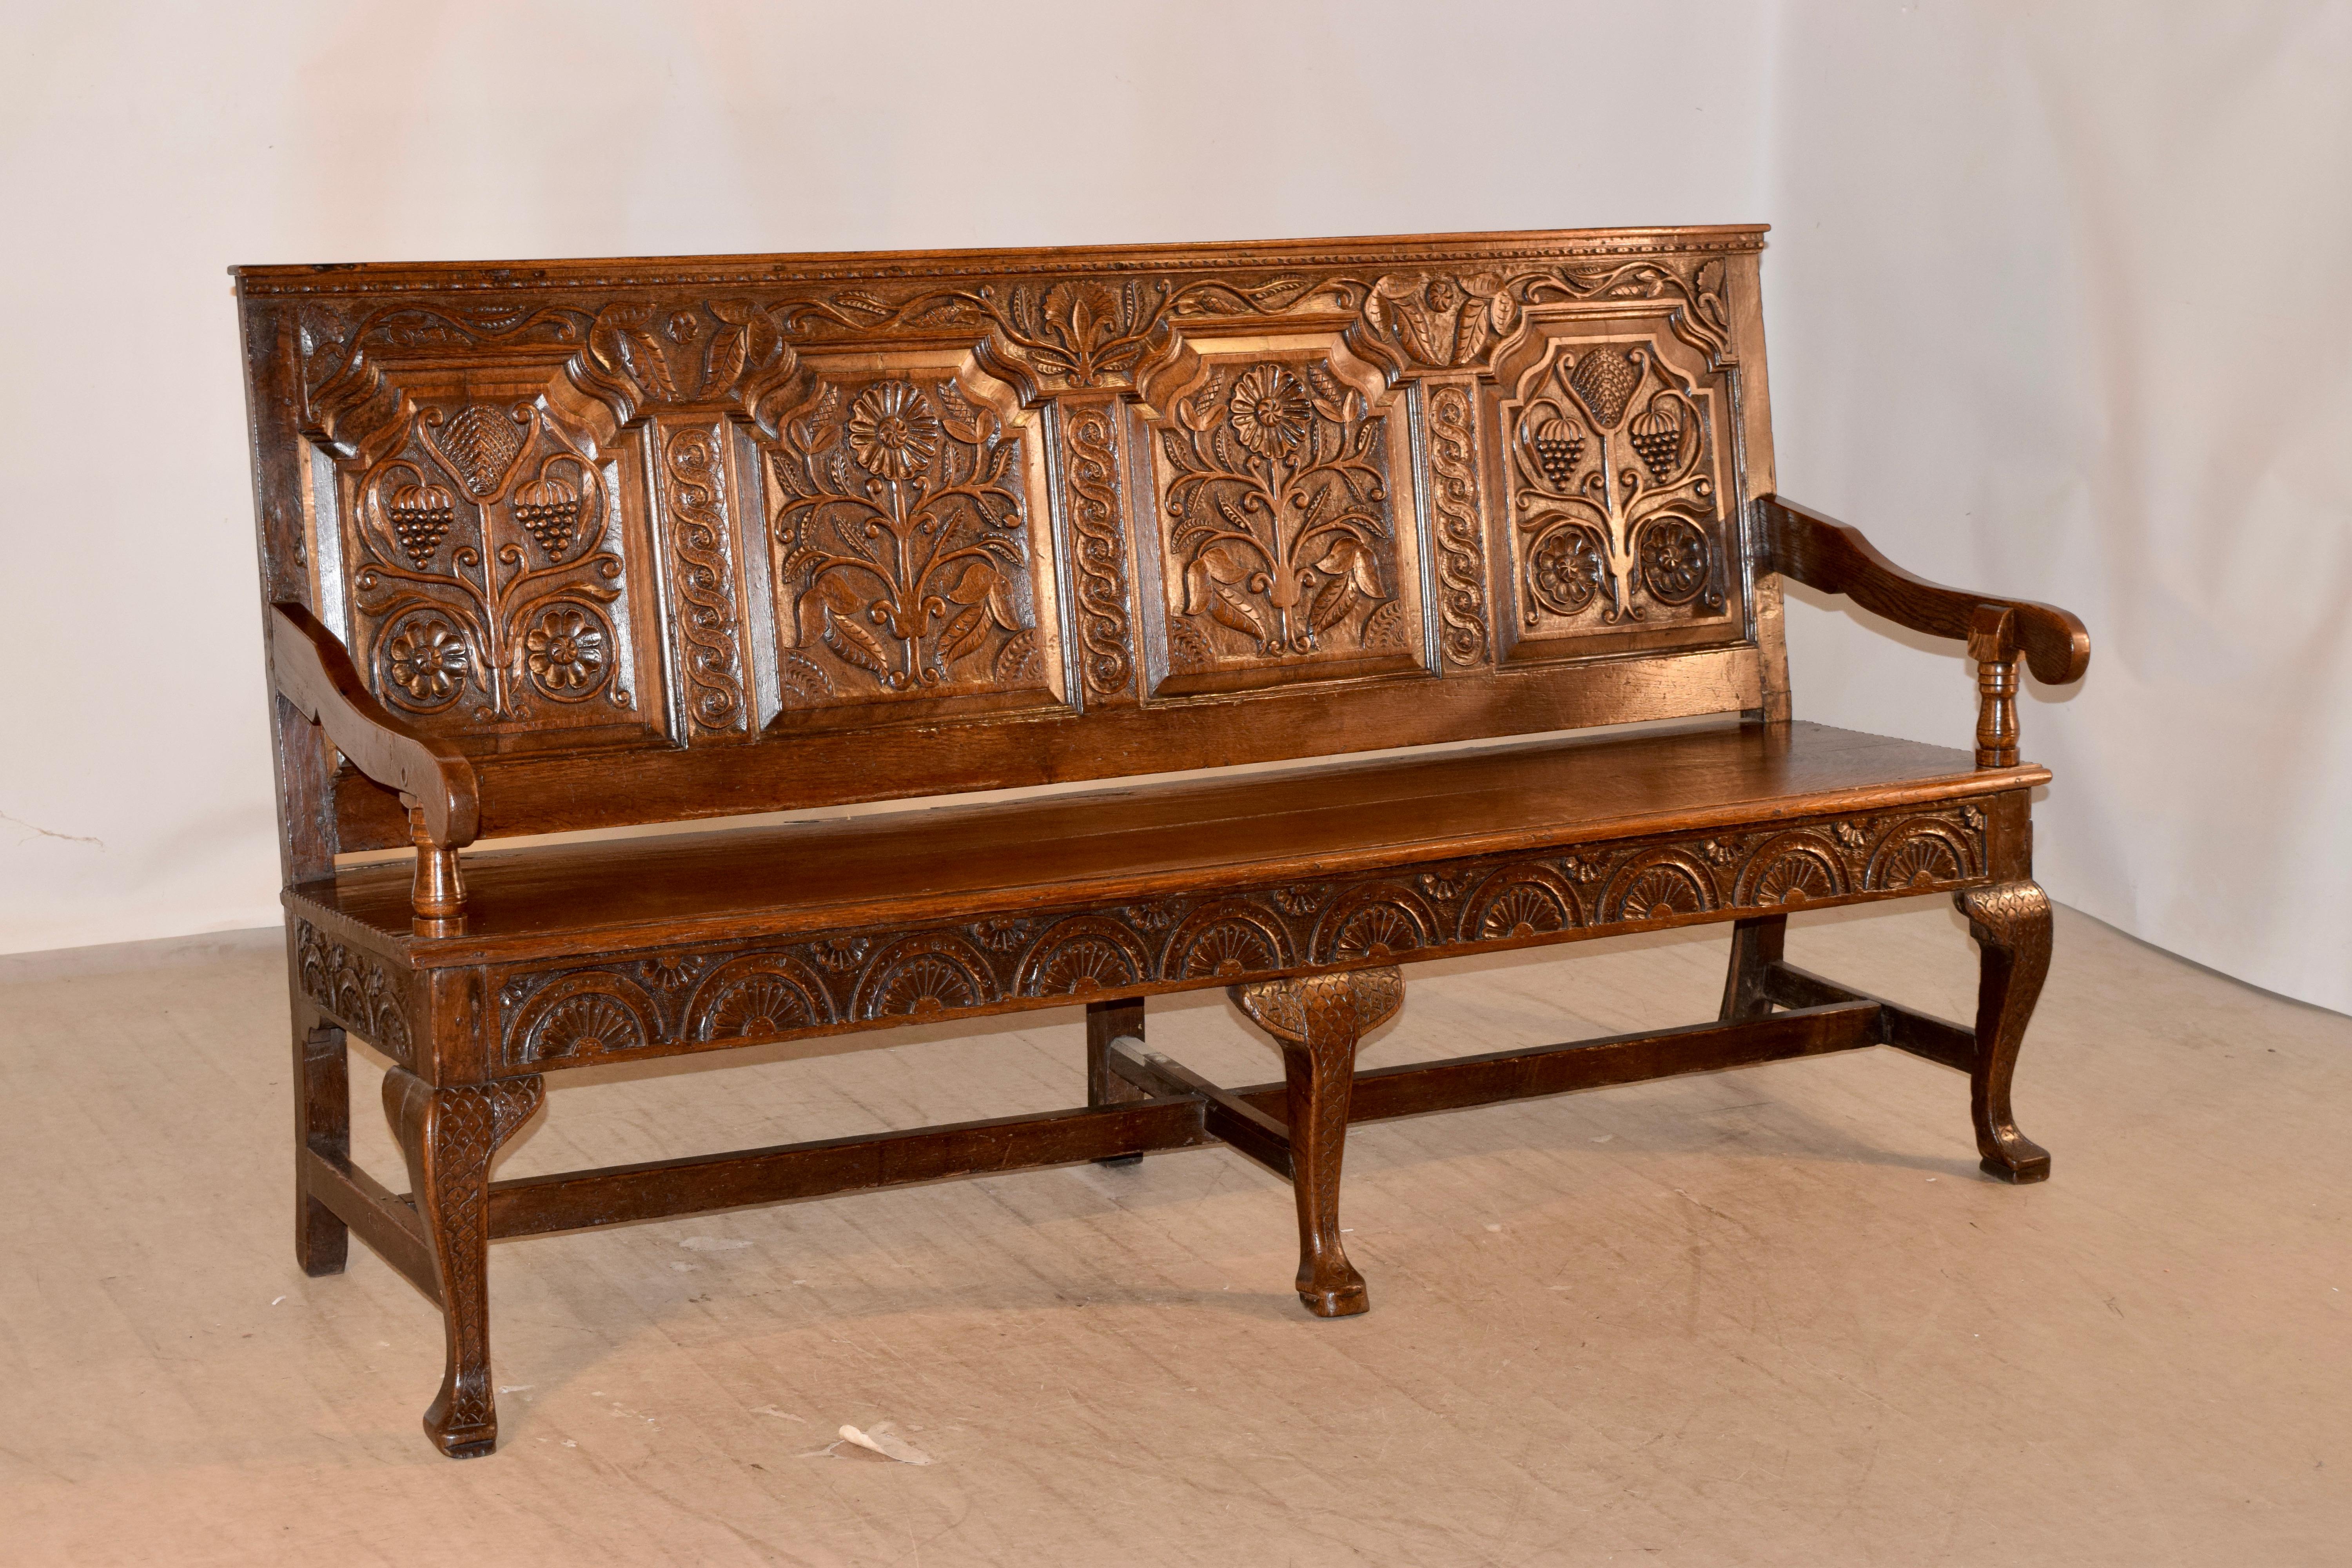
323,988,1978,1305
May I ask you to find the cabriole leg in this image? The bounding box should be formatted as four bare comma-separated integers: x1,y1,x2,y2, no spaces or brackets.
294,1005,348,1276
1230,967,1403,1318
1954,882,2054,1184
384,1067,544,1458
1720,914,1787,1022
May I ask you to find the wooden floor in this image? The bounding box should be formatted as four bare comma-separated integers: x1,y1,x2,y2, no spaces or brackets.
3,901,2346,1566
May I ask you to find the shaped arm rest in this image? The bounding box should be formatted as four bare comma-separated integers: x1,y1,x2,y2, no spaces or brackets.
1759,496,2090,686
270,602,480,849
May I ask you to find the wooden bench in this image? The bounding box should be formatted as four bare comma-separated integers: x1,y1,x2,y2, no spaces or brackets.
236,225,2090,1458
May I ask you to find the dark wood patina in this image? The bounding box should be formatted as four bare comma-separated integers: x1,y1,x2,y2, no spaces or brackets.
237,225,2089,1457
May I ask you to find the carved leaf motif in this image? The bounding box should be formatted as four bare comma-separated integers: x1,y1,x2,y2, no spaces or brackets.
1182,546,1243,616
820,602,891,677
788,385,841,464
1319,536,1383,599
984,576,1021,632
700,323,748,399
942,559,996,606
1307,572,1356,633
936,605,988,664
994,628,1041,684
619,330,681,404
980,435,1018,486
1210,584,1269,642
1362,599,1406,651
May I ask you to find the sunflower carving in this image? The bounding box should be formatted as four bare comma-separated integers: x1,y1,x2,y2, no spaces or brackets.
771,376,1034,697
1157,358,1398,667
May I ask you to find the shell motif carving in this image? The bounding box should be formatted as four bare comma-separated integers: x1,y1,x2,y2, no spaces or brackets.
1016,916,1153,998
687,955,835,1042
1463,866,1584,942
1164,901,1292,980
510,973,656,1063
1866,819,1978,889
1733,831,1850,907
1600,850,1719,924
1312,884,1441,964
853,934,997,1020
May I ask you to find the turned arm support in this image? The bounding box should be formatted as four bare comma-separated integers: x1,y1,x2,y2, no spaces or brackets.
1758,496,2091,766
270,602,479,924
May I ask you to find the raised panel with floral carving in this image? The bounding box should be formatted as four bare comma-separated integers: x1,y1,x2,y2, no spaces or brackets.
762,365,1065,720
1495,326,1741,659
324,367,656,742
1138,345,1427,695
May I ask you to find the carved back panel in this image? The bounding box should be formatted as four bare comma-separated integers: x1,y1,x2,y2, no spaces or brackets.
237,227,1782,861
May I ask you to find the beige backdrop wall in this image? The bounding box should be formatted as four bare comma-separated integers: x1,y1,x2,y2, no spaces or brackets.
2,2,2345,1014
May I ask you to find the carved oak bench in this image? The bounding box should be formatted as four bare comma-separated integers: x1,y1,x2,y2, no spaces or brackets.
236,225,2089,1457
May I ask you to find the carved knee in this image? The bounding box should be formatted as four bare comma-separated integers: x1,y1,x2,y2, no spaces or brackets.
1953,882,2053,1184
385,1069,544,1457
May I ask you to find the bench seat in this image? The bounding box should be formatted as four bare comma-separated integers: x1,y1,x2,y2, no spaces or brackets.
285,717,2042,1091
298,719,2038,966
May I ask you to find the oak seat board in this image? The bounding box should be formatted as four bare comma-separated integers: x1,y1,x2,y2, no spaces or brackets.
241,223,2089,1458
297,720,2040,965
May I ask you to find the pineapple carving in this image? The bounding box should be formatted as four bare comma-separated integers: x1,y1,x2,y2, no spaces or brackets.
1566,347,1640,428
428,403,528,498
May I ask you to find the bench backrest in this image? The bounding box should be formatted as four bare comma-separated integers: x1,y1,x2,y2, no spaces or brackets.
236,226,1786,863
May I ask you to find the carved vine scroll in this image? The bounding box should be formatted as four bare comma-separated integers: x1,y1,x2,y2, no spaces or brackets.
755,253,1737,390
1423,379,1490,667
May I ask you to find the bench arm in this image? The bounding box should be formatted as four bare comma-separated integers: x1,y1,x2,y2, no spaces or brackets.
1758,496,2089,766
270,602,479,923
